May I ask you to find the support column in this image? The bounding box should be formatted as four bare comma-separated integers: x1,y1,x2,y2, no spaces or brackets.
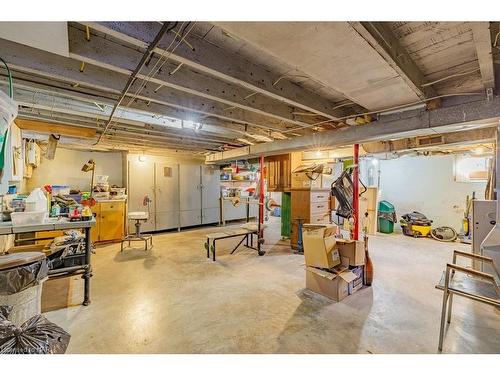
353,144,360,240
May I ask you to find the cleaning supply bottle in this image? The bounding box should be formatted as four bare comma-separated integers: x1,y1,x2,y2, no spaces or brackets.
50,202,60,217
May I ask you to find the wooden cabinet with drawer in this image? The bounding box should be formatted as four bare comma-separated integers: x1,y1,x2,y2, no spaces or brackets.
290,189,331,249
92,201,126,243
265,154,291,192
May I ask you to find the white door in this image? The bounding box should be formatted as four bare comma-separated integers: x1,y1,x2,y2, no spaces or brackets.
201,165,220,224
179,164,202,226
155,162,179,230
128,160,155,232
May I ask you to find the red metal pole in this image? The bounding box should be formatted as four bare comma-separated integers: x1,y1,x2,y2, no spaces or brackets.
353,144,360,240
259,155,265,226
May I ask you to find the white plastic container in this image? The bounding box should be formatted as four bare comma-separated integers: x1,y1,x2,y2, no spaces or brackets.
25,188,48,213
10,211,46,226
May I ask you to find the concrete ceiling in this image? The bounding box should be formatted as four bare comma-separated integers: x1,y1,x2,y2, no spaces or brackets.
0,21,497,156
215,22,422,109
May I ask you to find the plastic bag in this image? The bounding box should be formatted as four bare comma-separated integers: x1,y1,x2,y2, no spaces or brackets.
0,305,70,354
0,258,48,295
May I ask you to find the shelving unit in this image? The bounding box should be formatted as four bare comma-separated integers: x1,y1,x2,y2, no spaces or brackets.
219,161,260,225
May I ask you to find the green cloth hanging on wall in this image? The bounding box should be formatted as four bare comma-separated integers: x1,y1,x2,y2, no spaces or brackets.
281,192,291,238
0,129,8,175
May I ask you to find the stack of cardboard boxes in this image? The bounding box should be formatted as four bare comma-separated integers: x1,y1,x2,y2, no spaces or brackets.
303,224,366,301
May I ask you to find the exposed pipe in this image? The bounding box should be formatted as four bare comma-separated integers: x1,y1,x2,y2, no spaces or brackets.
421,67,480,87
282,92,486,133
95,22,175,145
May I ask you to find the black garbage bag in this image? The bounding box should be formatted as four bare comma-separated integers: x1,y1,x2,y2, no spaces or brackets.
0,258,48,295
0,305,70,354
378,211,397,223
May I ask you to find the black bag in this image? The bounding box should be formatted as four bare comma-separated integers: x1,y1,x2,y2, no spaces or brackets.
0,306,70,354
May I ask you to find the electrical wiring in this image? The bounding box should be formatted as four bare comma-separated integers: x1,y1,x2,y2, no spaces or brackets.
125,21,196,106
95,22,176,145
0,57,13,98
494,31,500,50
280,91,487,134
421,67,481,87
272,73,310,86
124,22,197,108
123,21,181,106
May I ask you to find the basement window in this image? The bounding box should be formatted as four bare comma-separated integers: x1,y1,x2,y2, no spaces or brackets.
454,155,491,182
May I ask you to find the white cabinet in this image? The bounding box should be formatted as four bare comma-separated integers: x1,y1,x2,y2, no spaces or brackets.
128,159,219,232
223,202,247,221
179,164,202,227
201,165,220,224
155,163,179,230
127,159,156,232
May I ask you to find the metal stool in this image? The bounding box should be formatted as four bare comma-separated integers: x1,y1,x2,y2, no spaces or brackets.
121,212,153,251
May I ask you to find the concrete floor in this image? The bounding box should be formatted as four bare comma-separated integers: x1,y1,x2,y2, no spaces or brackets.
45,219,500,354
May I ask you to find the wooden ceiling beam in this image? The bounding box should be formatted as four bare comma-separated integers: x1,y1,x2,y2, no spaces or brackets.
15,119,97,138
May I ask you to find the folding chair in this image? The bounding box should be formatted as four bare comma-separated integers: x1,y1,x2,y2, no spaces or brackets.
435,250,499,351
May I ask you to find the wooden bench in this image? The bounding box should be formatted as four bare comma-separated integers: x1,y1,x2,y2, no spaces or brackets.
205,228,264,261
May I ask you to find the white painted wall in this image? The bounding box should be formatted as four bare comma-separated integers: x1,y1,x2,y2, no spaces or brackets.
26,148,124,192
0,22,69,57
372,155,487,231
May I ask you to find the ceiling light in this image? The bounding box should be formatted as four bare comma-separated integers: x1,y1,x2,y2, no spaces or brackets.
139,155,147,162
315,150,322,157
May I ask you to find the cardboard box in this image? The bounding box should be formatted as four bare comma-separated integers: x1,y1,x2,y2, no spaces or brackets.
306,267,357,301
41,276,83,312
302,224,340,269
336,239,365,266
348,266,364,294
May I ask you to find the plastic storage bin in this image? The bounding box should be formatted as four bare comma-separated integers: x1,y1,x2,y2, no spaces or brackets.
10,211,47,226
378,200,396,234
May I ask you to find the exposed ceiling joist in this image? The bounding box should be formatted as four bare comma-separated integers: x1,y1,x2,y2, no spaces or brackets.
11,90,244,148
82,22,345,120
0,67,281,140
16,119,97,138
350,22,438,100
68,25,315,128
0,38,300,134
362,127,495,154
471,22,496,92
206,96,500,163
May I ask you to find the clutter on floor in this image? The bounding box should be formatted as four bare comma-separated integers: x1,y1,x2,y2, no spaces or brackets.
400,211,458,242
0,305,70,354
302,223,369,302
